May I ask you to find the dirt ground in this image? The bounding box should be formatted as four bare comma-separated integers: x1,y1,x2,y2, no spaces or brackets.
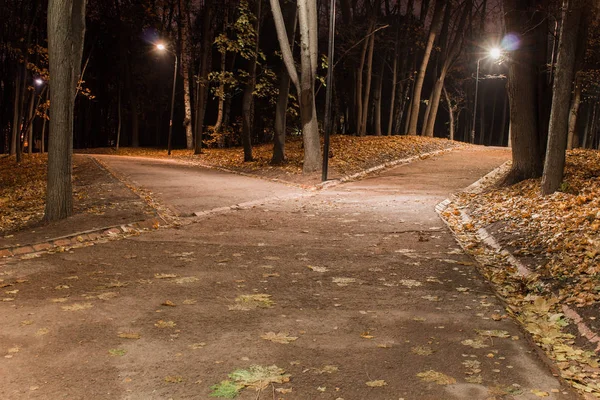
0,147,580,400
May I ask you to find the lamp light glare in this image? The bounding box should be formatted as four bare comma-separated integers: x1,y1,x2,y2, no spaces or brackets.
490,47,502,60
34,78,44,86
156,43,166,51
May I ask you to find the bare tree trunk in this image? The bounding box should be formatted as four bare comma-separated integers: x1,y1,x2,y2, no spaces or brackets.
359,29,376,136
407,0,445,135
567,73,582,149
116,84,122,151
502,0,549,184
45,0,87,221
241,0,262,162
443,85,454,140
178,0,193,149
270,0,321,173
214,51,226,132
387,40,398,136
541,0,583,195
297,0,321,172
194,0,214,154
373,56,384,136
272,1,297,164
26,91,35,154
10,70,21,155
355,21,372,136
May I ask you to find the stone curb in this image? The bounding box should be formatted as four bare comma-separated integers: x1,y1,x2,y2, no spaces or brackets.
436,164,600,354
0,217,165,262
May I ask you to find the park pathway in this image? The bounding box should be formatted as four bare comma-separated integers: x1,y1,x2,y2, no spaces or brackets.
0,147,578,399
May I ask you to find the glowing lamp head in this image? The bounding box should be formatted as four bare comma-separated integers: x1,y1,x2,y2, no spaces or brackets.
34,78,44,86
156,43,166,51
489,47,502,60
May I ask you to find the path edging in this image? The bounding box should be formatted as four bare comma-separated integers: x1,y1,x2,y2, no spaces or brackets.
436,163,600,372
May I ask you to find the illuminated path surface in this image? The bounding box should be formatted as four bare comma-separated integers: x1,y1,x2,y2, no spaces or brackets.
0,147,578,399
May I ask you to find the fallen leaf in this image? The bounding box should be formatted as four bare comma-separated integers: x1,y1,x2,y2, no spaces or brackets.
366,380,387,387
261,332,298,344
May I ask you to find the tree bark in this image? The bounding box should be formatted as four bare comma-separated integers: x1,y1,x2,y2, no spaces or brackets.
373,56,384,136
45,0,87,221
502,0,549,184
387,38,398,136
194,0,214,154
443,85,454,140
541,0,583,195
359,29,376,136
270,0,321,173
567,73,582,149
241,0,262,162
178,0,193,149
406,0,445,135
10,70,22,155
272,1,297,165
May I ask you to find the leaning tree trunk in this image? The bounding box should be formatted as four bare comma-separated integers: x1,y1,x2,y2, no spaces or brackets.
45,0,87,221
272,1,297,165
443,85,454,140
406,0,445,135
359,30,376,136
541,0,583,195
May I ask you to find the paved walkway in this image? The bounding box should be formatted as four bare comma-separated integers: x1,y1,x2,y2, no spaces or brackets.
0,147,577,399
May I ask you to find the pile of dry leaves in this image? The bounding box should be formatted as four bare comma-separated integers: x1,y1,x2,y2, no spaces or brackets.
444,149,600,397
464,149,600,309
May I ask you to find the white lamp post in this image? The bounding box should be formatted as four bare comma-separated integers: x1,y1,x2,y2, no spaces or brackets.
156,42,178,155
471,47,502,144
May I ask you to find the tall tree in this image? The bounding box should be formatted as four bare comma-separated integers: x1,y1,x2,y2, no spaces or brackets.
406,0,445,135
178,0,194,149
271,0,297,165
241,0,262,162
194,0,215,155
422,0,471,138
45,0,87,221
270,0,321,173
502,0,550,184
541,0,585,194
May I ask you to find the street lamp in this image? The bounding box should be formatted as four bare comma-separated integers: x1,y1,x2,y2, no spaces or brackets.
156,41,178,155
471,47,502,144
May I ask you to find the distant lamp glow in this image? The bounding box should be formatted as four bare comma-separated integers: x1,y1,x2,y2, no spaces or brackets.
156,43,166,51
34,78,44,86
489,47,502,60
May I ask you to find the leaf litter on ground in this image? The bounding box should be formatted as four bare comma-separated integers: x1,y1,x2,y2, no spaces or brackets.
441,149,600,398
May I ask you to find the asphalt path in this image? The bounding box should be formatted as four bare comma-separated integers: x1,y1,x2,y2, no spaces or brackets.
93,155,306,216
1,147,579,400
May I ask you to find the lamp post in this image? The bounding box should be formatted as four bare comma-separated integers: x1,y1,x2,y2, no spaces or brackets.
471,47,501,144
322,0,336,182
156,42,178,155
